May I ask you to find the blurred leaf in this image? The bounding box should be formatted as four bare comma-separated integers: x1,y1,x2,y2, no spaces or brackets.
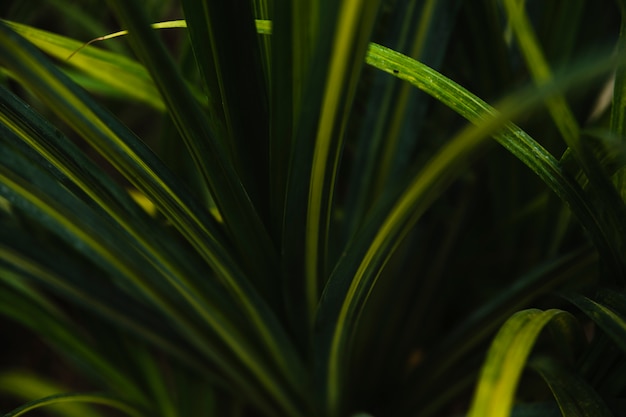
2,391,143,417
0,372,106,417
529,356,613,417
562,291,626,353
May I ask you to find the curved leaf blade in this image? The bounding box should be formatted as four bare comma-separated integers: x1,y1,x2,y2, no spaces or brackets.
2,392,143,417
530,357,613,417
305,0,382,327
562,291,626,353
2,19,165,111
467,309,568,417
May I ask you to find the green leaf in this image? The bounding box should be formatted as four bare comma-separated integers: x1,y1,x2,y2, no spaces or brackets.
467,309,570,417
0,372,106,417
180,0,271,222
2,392,143,417
612,3,626,196
562,291,626,353
529,357,613,417
612,3,626,137
304,0,383,325
2,19,165,111
502,0,581,147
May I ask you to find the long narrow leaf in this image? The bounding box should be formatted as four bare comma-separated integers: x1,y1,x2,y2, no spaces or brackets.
3,392,143,417
562,291,626,353
0,372,106,417
530,357,613,417
304,0,382,327
612,2,626,137
2,19,165,111
467,309,570,417
180,0,270,223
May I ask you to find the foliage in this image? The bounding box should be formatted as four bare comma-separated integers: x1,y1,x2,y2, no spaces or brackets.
1,0,626,416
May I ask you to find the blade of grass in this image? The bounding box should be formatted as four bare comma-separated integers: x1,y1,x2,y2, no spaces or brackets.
612,2,626,136
2,19,165,110
128,345,178,417
265,0,293,243
270,0,335,352
529,356,613,417
2,392,144,417
612,2,626,195
251,1,272,96
561,291,626,353
466,309,571,417
180,0,271,223
502,0,581,146
268,0,342,354
0,372,106,417
2,19,212,111
304,0,382,327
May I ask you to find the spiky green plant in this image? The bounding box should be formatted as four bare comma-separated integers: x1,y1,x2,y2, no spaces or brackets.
2,0,626,416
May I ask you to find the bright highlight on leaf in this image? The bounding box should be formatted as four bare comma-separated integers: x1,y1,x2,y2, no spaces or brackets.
468,309,572,417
